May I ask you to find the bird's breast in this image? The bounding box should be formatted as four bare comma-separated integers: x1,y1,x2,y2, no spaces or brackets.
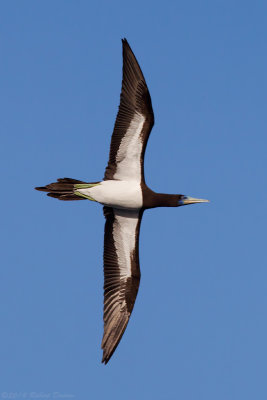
79,180,143,209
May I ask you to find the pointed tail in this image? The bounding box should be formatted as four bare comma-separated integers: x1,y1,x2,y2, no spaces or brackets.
35,178,88,201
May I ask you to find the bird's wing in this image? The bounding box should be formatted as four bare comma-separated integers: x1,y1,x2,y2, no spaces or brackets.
101,206,143,364
104,39,154,183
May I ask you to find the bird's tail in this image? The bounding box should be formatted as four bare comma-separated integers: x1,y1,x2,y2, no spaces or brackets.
35,177,97,201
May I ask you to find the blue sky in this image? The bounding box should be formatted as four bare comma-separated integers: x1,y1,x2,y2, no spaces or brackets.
1,1,267,399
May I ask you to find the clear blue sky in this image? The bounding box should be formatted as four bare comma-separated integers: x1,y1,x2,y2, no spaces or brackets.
1,1,267,399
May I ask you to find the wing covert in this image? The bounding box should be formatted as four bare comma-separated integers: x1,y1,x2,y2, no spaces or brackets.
101,206,143,364
104,39,154,182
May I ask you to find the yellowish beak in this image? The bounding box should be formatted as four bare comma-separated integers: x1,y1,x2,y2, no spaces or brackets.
182,196,210,205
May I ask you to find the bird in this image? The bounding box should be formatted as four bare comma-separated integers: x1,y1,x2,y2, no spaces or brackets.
35,38,209,364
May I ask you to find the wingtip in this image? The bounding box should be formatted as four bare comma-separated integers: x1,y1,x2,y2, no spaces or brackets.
101,354,110,365
121,38,129,47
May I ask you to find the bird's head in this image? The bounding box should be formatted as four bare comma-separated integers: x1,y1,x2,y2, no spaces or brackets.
177,195,210,207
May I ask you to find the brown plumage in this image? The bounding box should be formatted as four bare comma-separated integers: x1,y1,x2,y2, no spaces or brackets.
104,39,154,181
35,178,86,200
101,207,143,364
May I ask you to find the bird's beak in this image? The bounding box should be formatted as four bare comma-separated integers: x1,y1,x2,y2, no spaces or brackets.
181,196,210,205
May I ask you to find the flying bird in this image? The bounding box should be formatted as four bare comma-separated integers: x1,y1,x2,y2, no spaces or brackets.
35,39,209,364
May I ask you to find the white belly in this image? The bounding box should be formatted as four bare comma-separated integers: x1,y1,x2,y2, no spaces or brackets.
78,180,143,209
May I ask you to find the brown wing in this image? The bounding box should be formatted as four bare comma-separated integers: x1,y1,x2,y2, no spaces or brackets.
101,206,143,364
104,39,154,182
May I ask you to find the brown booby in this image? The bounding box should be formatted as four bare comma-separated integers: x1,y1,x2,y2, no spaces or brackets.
36,39,209,364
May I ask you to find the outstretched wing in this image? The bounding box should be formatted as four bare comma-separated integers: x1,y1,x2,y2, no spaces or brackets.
104,39,154,183
101,206,143,364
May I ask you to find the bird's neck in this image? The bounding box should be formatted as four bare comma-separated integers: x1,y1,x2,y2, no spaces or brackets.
142,186,179,209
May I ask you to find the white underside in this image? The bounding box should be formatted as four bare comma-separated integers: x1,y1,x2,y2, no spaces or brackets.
113,209,140,280
113,112,145,182
78,180,143,210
